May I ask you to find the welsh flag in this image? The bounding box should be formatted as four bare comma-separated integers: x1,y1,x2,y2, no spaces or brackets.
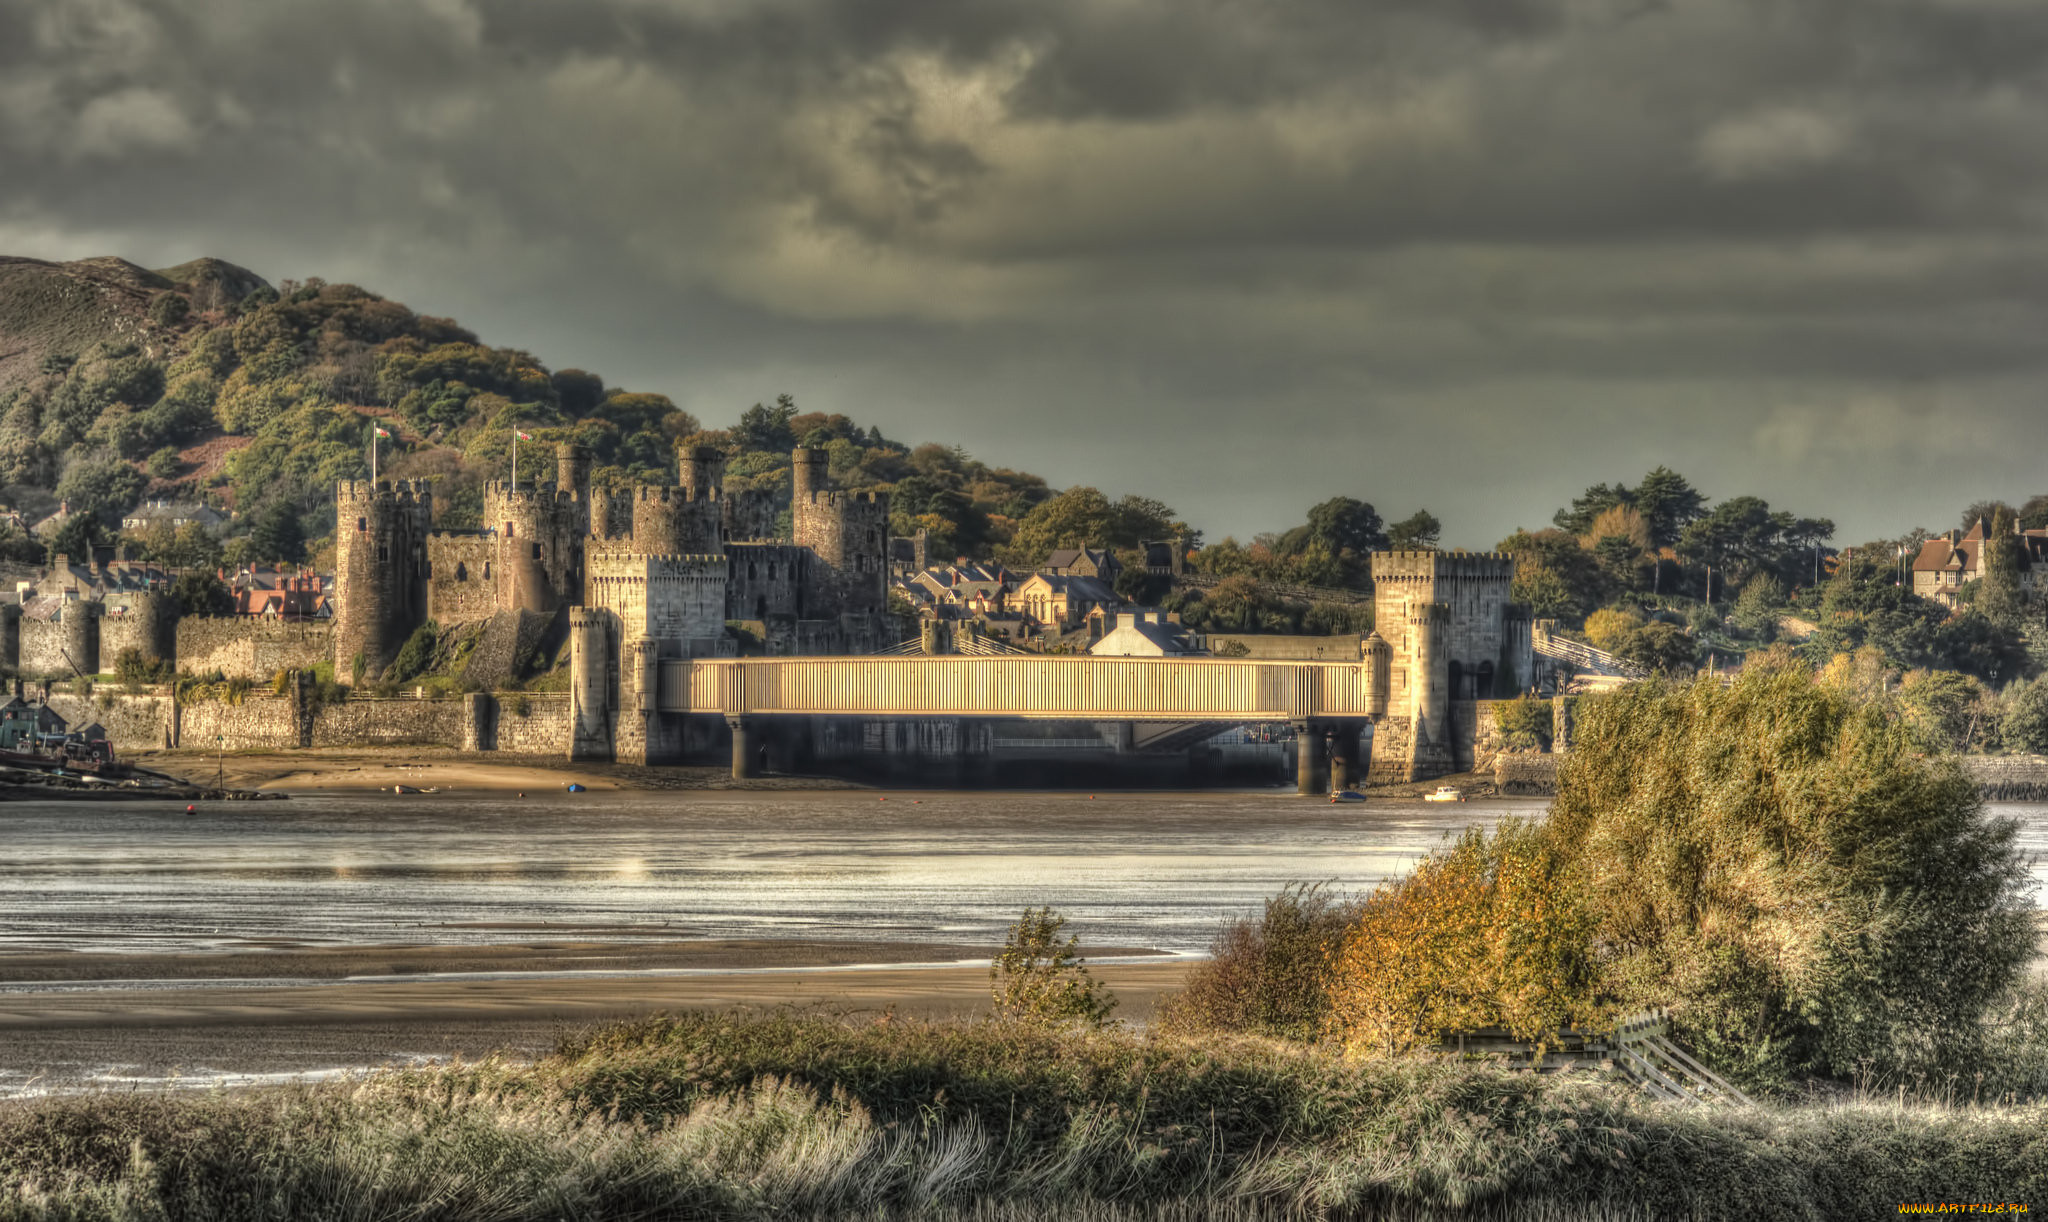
374,426,390,438
516,430,533,441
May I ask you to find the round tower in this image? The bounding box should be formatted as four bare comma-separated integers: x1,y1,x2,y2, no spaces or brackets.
791,447,828,500
1362,631,1391,718
335,479,401,678
1408,602,1450,739
62,602,101,677
631,486,721,556
588,485,621,542
128,588,177,666
487,481,559,614
678,445,726,496
556,442,591,500
568,607,612,762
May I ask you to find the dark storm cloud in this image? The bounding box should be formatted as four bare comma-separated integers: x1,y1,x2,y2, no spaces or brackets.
5,0,2048,544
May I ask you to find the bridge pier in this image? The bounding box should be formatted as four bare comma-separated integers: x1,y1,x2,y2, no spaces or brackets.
1328,729,1348,792
727,716,759,780
1294,720,1324,795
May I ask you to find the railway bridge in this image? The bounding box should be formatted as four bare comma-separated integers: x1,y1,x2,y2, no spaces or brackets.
612,655,1422,792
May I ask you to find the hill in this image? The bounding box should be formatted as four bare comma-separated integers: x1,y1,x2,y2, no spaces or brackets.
0,255,1081,572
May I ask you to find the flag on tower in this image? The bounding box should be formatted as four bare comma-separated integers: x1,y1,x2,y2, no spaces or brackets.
516,430,533,441
374,426,390,438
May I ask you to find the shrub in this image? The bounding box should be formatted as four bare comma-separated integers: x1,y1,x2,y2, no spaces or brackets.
1158,883,1357,1041
1492,695,1550,751
1582,607,1642,654
112,647,173,692
388,620,438,684
990,907,1117,1029
1549,661,2036,1089
1324,820,1597,1057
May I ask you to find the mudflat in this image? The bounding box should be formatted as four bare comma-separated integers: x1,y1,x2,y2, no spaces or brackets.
0,949,1192,1093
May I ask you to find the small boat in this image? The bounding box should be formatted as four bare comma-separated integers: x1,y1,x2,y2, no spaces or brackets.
1328,789,1367,803
391,784,439,794
565,783,586,793
1422,785,1466,802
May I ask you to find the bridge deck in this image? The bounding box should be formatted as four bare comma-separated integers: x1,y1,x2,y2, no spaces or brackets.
659,656,1373,721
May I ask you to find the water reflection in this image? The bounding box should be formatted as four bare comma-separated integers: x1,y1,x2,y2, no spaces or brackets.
1,791,2040,957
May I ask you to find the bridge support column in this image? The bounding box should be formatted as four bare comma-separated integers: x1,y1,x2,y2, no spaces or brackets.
727,716,760,780
1294,720,1323,796
1329,729,1349,793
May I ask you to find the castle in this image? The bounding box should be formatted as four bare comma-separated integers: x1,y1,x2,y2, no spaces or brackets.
327,443,892,761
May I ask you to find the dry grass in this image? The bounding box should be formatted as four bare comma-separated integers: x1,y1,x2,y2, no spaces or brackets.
1,1013,2044,1220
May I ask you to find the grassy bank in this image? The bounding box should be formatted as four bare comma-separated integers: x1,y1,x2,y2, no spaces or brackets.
4,1013,2044,1220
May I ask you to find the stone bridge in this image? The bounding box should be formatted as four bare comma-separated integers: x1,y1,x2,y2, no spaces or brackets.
650,655,1392,791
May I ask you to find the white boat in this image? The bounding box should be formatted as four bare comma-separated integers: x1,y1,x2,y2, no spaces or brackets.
1422,785,1465,802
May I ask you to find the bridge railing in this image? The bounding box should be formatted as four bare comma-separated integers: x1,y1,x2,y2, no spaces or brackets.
661,656,1372,721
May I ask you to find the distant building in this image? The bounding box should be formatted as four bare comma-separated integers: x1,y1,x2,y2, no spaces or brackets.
1911,518,2048,607
1013,571,1118,632
1089,610,1197,657
909,561,1016,609
119,501,229,533
1042,547,1122,587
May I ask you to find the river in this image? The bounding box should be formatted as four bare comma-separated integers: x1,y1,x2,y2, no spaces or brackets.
3,790,2044,959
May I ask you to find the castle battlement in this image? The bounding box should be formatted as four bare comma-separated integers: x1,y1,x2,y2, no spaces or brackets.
634,485,722,504
483,480,579,504
1406,602,1453,625
795,490,887,508
1372,550,1514,580
337,478,434,505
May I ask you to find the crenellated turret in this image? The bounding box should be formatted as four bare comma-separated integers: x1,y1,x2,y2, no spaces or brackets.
484,480,582,614
335,479,433,677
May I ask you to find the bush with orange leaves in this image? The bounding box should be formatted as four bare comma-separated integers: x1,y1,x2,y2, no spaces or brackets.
1323,819,1600,1058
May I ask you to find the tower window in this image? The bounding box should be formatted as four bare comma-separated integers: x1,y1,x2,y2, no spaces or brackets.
505,522,515,537
377,546,388,563
356,517,367,533
532,543,542,560
767,563,775,580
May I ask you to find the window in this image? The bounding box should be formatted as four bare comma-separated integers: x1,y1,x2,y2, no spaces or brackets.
767,562,776,580
377,546,388,563
484,562,491,580
505,522,515,537
531,543,542,560
356,516,367,533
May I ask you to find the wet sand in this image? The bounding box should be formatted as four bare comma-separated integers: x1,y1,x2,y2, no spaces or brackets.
0,952,1192,1093
126,748,854,794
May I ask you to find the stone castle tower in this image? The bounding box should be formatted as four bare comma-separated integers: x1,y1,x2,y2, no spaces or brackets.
791,447,888,618
334,478,432,676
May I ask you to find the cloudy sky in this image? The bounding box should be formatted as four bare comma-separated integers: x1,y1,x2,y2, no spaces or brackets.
5,0,2046,547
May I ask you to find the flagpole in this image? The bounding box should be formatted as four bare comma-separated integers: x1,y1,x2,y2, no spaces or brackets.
372,424,378,483
512,423,518,492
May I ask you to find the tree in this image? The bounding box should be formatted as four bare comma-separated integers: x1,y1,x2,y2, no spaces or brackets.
1959,500,2014,534
1295,497,1386,558
1552,481,1632,537
990,906,1117,1028
1004,487,1115,566
1632,466,1707,550
1731,574,1786,639
550,368,606,416
148,293,190,329
733,394,799,453
170,569,235,617
1385,509,1441,551
1614,621,1697,675
247,501,306,566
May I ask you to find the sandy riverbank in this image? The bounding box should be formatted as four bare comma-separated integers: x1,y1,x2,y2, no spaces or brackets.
125,748,855,794
0,941,1191,1094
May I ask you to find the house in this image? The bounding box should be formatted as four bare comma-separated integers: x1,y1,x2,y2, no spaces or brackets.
119,501,229,533
1042,547,1122,587
1089,610,1197,657
229,568,327,618
909,561,1015,609
0,693,66,753
1012,571,1118,631
1911,519,2048,607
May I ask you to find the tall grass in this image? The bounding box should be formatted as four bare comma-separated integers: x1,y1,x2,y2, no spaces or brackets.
3,1013,2045,1220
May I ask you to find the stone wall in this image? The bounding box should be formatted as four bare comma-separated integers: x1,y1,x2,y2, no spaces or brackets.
1494,752,1560,795
18,616,89,677
490,693,571,753
1205,633,1362,661
178,693,305,751
725,543,807,621
1962,754,2048,800
1450,699,1506,773
44,691,178,750
176,617,333,680
311,696,469,748
425,533,498,623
